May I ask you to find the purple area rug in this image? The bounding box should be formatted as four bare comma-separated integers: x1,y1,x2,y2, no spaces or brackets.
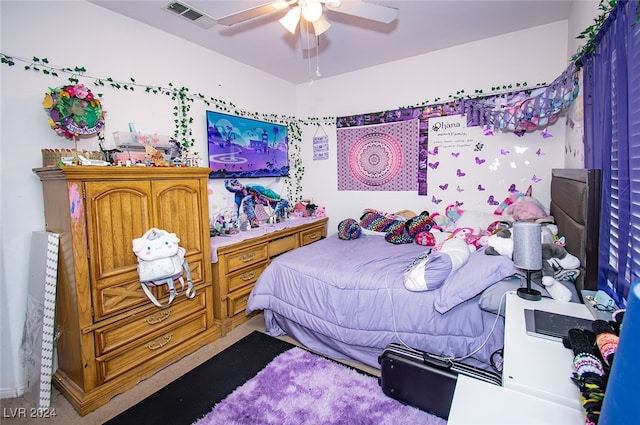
193,347,446,425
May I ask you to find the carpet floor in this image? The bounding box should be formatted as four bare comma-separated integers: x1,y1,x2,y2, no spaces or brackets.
104,331,295,425
193,346,445,425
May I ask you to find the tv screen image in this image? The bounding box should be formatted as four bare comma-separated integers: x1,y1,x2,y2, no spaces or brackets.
207,111,289,178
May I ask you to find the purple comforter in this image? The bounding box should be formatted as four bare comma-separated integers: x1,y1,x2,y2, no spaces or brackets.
247,234,507,370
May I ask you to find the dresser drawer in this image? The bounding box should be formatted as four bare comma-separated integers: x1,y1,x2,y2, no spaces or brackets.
96,311,208,384
225,244,269,273
228,262,268,293
96,277,152,321
94,291,207,356
300,225,326,246
227,285,254,317
270,234,298,257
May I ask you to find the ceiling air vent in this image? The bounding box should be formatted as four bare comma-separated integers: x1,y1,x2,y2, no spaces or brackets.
164,1,216,29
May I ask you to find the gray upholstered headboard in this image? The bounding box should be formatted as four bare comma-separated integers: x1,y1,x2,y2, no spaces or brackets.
549,169,601,293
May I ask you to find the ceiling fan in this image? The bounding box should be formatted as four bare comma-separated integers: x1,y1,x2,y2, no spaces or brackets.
216,0,399,36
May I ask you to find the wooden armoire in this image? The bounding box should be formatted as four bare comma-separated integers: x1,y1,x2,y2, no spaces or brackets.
33,166,219,415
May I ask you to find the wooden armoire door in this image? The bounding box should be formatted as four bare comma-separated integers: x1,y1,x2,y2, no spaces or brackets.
84,180,153,321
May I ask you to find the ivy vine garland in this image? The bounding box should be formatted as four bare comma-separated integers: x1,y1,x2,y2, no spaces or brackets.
1,1,621,200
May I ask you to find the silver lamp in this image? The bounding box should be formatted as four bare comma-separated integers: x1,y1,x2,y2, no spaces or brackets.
512,222,543,301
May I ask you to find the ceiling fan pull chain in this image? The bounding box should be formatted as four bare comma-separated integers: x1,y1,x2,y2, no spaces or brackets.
305,18,314,83
315,35,321,77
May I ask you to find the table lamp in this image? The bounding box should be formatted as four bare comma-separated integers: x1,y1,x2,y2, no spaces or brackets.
513,221,542,301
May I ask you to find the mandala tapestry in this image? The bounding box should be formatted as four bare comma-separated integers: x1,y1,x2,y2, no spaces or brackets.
337,119,419,191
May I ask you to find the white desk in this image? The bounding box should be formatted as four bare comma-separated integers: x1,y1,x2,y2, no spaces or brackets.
448,375,585,425
502,292,592,410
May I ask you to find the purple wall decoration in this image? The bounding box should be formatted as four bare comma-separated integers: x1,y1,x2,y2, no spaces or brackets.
337,120,419,191
336,64,578,198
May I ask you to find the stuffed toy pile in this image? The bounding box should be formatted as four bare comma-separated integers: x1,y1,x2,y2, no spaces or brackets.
485,227,580,301
338,209,437,244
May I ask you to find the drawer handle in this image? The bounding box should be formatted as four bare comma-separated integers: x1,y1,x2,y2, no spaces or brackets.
145,334,172,350
241,270,256,281
307,232,320,240
145,310,171,325
240,252,255,262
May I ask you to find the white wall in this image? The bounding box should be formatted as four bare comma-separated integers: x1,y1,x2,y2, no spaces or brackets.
0,0,295,397
296,20,571,233
0,0,600,397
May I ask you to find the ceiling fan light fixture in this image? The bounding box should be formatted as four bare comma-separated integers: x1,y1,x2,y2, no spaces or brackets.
279,6,301,34
312,15,331,36
301,0,323,22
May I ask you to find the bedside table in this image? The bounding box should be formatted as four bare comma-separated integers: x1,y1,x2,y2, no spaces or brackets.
448,375,584,424
502,292,592,410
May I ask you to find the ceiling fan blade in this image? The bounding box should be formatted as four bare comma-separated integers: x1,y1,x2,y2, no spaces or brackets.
216,1,295,26
325,1,398,24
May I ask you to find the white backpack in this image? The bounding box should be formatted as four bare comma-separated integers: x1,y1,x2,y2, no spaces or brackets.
132,228,195,307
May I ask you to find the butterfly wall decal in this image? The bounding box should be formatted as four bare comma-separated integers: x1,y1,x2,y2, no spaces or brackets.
456,169,466,177
487,195,499,206
428,146,439,156
428,162,440,170
477,184,486,191
532,175,542,183
439,183,449,190
431,195,442,205
451,152,460,158
475,157,486,165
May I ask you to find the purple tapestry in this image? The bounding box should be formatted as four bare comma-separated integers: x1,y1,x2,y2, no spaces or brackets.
337,119,419,191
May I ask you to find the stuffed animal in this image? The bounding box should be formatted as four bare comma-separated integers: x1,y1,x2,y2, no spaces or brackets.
358,210,435,245
540,223,559,244
485,230,581,302
505,197,549,222
541,244,580,302
485,228,514,257
313,206,326,218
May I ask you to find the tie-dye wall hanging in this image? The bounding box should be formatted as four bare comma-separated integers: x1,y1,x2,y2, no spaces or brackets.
337,119,419,191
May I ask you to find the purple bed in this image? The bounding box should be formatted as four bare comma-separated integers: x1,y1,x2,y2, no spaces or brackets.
245,169,600,372
246,233,516,371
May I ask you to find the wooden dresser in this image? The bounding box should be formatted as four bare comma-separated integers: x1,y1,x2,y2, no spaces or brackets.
211,217,328,334
33,166,219,416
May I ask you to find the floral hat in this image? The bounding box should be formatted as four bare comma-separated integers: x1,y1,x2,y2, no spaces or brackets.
42,84,105,139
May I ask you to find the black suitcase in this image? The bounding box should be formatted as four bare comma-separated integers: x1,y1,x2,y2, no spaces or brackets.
378,343,502,419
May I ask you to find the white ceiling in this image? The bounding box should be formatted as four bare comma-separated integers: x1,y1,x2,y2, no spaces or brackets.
89,1,574,84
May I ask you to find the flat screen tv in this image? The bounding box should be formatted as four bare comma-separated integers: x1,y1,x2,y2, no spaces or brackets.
207,111,289,178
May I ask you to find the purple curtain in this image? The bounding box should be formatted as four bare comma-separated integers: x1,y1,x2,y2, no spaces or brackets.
583,0,640,305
